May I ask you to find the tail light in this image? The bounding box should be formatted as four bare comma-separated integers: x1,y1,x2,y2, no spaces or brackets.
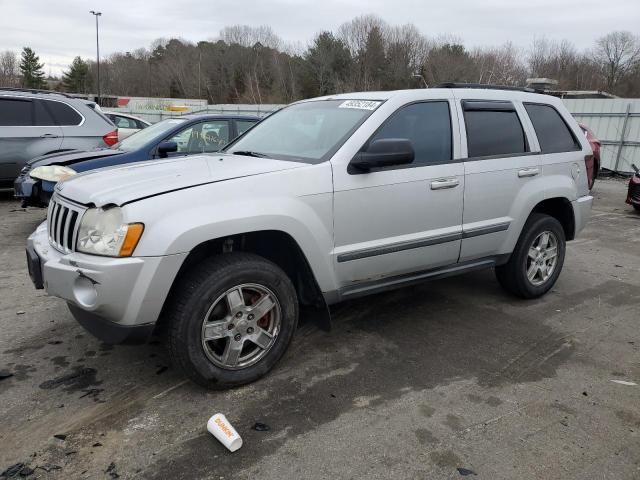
103,129,118,146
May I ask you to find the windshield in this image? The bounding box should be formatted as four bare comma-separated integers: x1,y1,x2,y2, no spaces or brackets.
113,118,187,152
225,99,382,163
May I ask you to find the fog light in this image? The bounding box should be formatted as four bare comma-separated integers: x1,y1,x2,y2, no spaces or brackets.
73,275,98,307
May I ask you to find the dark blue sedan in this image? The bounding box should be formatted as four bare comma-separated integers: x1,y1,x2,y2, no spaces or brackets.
14,113,260,207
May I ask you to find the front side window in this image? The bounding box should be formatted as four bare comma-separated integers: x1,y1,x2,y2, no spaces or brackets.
0,98,33,126
236,119,256,136
463,102,527,158
46,101,83,126
168,120,231,153
34,100,56,126
225,99,382,163
525,103,580,154
114,118,187,152
368,101,452,166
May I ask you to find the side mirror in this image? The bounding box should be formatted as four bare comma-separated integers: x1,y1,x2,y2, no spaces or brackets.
158,141,178,158
350,138,415,173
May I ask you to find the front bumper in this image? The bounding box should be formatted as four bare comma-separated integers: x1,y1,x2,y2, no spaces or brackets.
27,222,187,344
572,195,593,237
14,175,52,207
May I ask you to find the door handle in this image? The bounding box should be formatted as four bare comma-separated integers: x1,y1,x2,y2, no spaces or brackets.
430,178,460,190
518,168,539,178
40,133,60,138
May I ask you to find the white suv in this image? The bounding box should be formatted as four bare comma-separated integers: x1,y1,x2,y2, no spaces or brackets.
27,86,593,388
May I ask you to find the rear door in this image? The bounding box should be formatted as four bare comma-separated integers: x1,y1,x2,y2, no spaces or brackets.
43,99,89,150
457,98,540,262
523,103,588,197
333,100,464,287
0,96,63,183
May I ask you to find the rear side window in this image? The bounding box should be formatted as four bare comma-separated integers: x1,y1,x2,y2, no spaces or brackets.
112,115,136,129
45,101,83,126
34,100,56,126
0,98,33,126
463,101,527,158
525,103,580,153
369,101,452,165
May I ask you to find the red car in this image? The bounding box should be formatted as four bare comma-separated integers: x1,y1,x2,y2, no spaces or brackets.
579,123,601,190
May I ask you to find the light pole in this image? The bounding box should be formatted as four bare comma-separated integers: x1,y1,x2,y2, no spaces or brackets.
90,10,102,104
412,73,428,88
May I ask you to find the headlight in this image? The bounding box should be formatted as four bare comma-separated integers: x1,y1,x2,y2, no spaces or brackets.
30,165,76,182
77,207,144,257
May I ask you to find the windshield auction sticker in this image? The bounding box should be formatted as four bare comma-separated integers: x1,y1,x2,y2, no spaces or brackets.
339,100,381,110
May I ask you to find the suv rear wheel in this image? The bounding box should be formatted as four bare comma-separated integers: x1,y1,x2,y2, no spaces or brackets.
495,213,566,298
164,253,298,388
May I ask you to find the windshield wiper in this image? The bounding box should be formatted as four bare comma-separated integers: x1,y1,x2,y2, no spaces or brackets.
231,150,268,158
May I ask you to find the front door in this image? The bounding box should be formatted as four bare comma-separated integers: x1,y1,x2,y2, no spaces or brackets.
163,120,231,157
332,100,464,291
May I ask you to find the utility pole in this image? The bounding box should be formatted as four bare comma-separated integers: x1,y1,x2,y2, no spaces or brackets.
90,10,102,104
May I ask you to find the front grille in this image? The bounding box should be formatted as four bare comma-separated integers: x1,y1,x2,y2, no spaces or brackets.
47,196,84,253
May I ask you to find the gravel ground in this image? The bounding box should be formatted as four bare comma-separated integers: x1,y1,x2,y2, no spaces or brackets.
0,178,639,479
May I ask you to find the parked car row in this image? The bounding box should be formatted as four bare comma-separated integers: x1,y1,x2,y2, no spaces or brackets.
14,113,259,206
0,88,118,188
1,88,260,206
25,85,596,389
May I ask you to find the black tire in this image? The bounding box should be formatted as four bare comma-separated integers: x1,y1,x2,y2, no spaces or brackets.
495,213,566,299
163,252,298,389
634,204,640,212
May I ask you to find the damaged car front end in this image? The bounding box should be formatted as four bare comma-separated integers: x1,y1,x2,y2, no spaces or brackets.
27,190,186,344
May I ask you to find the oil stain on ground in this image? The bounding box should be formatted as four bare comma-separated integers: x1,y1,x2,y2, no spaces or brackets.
39,367,102,393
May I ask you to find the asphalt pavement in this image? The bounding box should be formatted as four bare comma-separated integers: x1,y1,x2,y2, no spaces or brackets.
1,178,639,479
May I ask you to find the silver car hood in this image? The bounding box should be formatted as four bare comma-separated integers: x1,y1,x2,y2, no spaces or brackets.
55,154,305,207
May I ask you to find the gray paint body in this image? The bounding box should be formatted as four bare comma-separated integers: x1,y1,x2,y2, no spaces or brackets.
28,88,593,331
0,91,114,184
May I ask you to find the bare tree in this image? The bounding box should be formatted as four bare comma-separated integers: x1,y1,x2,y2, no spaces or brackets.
220,25,282,50
0,50,19,87
593,31,640,89
59,17,640,102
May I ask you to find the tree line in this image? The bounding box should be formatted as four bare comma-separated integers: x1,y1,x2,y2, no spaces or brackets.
1,15,639,101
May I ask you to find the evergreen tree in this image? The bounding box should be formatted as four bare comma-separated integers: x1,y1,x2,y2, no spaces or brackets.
20,47,46,88
62,56,90,93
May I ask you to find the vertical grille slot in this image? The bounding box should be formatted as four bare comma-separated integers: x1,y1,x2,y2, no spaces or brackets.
47,197,84,253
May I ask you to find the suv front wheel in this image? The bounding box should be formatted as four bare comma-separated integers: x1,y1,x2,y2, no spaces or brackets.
496,213,566,298
164,253,298,388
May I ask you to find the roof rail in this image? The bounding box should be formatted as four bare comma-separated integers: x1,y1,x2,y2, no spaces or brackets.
435,82,539,94
0,87,73,98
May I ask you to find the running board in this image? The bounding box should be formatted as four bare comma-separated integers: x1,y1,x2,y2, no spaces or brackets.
339,258,497,300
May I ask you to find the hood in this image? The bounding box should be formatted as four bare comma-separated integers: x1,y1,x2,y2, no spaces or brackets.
27,149,122,168
55,154,305,207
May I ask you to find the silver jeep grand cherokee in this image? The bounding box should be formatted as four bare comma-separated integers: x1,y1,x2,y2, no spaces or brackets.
27,86,593,388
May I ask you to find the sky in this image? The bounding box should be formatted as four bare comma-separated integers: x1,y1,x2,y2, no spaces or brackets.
0,0,638,76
